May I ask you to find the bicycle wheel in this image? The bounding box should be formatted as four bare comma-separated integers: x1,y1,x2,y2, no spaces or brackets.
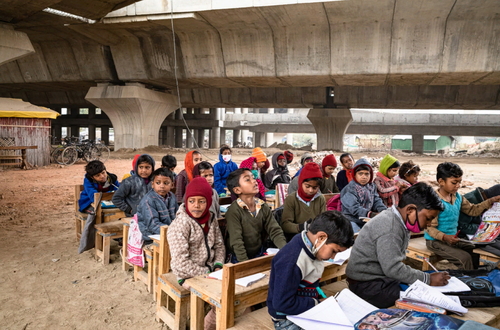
91,144,110,163
50,146,65,164
61,146,79,165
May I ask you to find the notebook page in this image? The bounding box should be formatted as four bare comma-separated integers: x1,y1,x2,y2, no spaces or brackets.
207,269,266,287
336,289,377,325
432,276,470,293
287,296,353,330
325,247,352,265
401,280,468,314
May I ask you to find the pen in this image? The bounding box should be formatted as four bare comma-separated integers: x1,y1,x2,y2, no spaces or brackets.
316,286,328,299
423,257,439,273
454,230,461,238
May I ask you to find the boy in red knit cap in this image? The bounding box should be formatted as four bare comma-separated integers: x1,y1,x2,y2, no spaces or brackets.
321,154,340,194
281,162,327,242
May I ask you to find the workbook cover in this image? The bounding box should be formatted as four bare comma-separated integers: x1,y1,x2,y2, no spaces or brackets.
354,309,464,330
464,203,500,244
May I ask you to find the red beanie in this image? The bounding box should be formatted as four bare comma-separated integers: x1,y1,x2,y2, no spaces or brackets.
277,154,285,161
131,154,141,170
284,151,294,164
322,154,337,177
298,162,322,202
184,177,213,234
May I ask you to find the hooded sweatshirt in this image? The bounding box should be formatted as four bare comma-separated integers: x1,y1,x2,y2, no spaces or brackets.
112,154,155,216
340,158,387,228
78,171,119,212
264,152,291,190
213,153,238,195
374,154,400,208
292,153,314,179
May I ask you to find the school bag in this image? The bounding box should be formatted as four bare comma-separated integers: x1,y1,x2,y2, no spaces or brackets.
445,268,500,307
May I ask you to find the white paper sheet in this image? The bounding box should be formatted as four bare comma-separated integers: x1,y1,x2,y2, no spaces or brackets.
219,204,232,213
148,234,160,241
324,247,352,265
335,288,377,325
401,280,468,314
208,269,266,287
266,248,279,255
287,297,353,330
432,276,471,293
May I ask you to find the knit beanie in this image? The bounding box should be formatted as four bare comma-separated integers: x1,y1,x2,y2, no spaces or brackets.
277,154,285,161
240,157,257,170
284,151,294,164
300,153,314,166
379,154,399,177
321,154,337,177
184,177,213,234
131,154,141,171
298,162,322,202
484,184,500,199
252,147,267,163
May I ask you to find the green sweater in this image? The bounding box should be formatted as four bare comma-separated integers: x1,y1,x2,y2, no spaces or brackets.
281,192,326,234
225,200,287,262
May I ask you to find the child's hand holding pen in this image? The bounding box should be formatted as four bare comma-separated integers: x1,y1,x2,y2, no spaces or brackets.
424,257,451,286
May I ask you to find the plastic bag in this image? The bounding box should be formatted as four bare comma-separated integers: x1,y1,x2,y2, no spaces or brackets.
127,214,144,267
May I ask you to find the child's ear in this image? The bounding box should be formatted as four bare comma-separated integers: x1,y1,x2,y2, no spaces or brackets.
405,204,417,216
437,178,445,186
233,186,242,195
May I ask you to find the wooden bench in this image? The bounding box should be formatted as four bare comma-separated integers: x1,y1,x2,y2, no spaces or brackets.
94,221,123,265
473,248,500,265
0,145,37,169
74,185,87,241
406,237,442,271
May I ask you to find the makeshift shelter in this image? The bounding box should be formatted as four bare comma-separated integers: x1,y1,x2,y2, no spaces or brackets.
391,135,454,153
0,98,59,167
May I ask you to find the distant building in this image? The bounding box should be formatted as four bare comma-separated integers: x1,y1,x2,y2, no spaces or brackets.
391,135,454,153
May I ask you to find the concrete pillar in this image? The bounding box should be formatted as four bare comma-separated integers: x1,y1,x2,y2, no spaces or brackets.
233,129,241,147
101,126,110,145
0,24,35,65
186,129,193,148
89,124,96,141
175,108,183,120
70,125,80,140
85,83,179,149
242,108,249,114
287,134,294,146
268,108,275,114
242,130,250,147
307,108,353,151
255,132,266,148
196,129,204,148
412,134,425,154
166,126,175,146
52,124,62,143
210,127,220,149
220,128,226,146
234,108,242,114
175,128,183,148
266,133,274,146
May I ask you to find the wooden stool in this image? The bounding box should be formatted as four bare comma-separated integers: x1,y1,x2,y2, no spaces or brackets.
134,244,154,293
94,221,123,265
473,248,500,265
74,185,86,241
406,237,442,270
121,217,133,272
156,226,190,330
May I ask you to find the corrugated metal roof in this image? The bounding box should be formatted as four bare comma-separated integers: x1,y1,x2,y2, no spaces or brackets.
0,98,59,119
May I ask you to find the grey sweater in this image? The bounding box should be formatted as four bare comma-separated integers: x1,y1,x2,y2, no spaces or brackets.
346,207,430,285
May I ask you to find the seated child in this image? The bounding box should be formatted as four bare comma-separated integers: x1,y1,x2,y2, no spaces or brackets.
252,147,269,183
239,156,266,200
121,154,140,181
336,153,355,191
167,177,225,330
264,152,292,190
373,154,401,207
78,160,119,213
161,154,177,182
395,160,420,193
193,161,221,219
267,210,354,329
213,145,238,196
225,168,287,262
340,158,387,233
425,162,500,270
175,150,202,201
113,154,155,216
137,168,178,244
346,183,450,308
320,154,340,194
292,153,314,179
281,162,327,241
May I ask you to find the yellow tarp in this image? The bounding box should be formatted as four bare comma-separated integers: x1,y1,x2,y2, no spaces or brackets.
0,98,60,119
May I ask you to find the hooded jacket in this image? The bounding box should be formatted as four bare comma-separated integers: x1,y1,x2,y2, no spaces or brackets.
213,153,238,195
137,189,178,242
340,158,387,228
264,152,291,190
112,154,155,216
78,172,119,212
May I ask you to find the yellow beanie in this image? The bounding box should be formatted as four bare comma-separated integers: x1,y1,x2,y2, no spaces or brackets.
252,147,267,163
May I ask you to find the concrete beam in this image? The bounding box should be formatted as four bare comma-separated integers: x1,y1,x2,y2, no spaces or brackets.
0,25,35,66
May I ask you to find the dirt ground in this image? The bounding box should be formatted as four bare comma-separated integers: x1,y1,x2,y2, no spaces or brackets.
1,147,499,329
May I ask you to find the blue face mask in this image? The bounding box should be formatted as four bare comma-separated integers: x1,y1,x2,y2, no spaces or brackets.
251,170,259,179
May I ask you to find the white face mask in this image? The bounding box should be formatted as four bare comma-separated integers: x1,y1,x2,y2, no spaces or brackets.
222,155,232,162
311,238,327,256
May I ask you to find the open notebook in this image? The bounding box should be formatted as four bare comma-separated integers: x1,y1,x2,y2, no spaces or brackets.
208,269,266,287
287,289,377,330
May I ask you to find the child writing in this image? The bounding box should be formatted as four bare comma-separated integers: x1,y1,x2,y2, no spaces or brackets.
167,177,225,330
267,211,354,329
395,160,420,193
193,161,221,219
346,183,450,308
425,162,500,270
336,153,355,191
78,160,119,214
161,154,177,182
136,168,178,244
113,154,155,216
175,150,202,201
264,152,292,190
213,145,238,197
340,158,387,233
225,168,287,262
373,154,401,207
281,162,327,241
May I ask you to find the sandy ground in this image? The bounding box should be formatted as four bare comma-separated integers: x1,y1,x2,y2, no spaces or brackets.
1,147,499,329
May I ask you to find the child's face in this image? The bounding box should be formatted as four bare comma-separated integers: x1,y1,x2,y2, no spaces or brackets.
137,162,153,179
324,165,336,177
341,156,354,169
234,171,259,196
303,158,313,165
277,158,287,167
199,169,214,186
186,196,207,218
355,170,371,185
405,171,419,185
387,167,399,179
193,153,202,166
252,162,258,170
317,241,347,261
222,149,231,156
301,180,320,197
257,161,265,169
92,169,107,184
405,206,439,230
152,175,172,197
439,176,462,195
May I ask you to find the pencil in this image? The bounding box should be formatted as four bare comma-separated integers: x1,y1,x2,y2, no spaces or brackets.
423,257,439,272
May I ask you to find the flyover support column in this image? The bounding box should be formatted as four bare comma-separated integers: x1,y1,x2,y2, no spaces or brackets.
101,126,110,146
412,134,424,154
220,128,226,146
233,130,241,147
0,24,35,65
210,127,220,149
255,132,266,148
175,128,183,148
166,126,174,147
186,130,193,149
196,129,204,148
85,83,179,149
307,108,352,151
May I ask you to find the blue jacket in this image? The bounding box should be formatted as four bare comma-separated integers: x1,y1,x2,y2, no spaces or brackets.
137,190,178,241
213,154,238,195
112,154,155,216
78,172,119,212
340,158,387,228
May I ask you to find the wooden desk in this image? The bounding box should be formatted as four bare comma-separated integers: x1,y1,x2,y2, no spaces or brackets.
186,261,347,330
0,145,37,169
150,235,161,300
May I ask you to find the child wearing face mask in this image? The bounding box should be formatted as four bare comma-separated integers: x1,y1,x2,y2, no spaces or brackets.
374,154,401,208
346,183,450,309
267,211,354,330
214,145,238,197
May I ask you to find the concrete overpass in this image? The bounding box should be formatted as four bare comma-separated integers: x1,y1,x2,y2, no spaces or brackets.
2,0,500,150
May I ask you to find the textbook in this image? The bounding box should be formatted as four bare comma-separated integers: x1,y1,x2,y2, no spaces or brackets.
461,202,500,244
101,200,116,208
395,298,447,314
207,269,266,287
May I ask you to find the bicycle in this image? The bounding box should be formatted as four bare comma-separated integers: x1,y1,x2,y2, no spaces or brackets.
50,137,78,165
60,139,110,165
